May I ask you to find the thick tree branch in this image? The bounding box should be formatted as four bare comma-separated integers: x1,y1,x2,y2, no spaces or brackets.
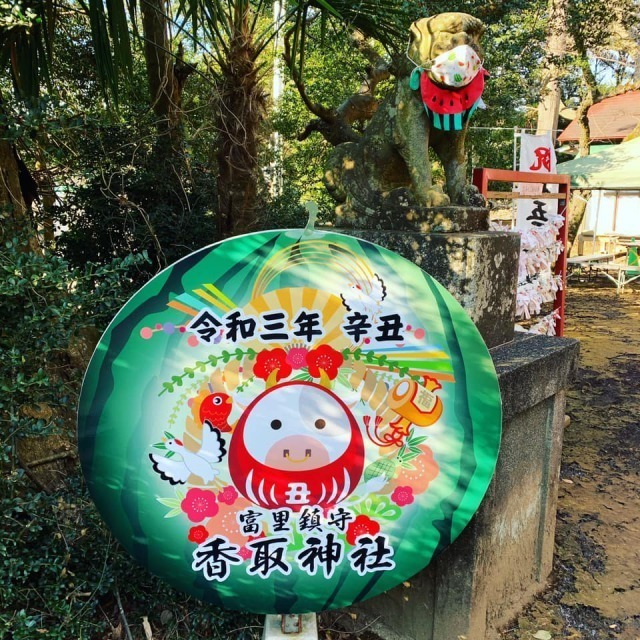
286,26,390,147
536,0,568,139
572,31,599,157
283,25,335,122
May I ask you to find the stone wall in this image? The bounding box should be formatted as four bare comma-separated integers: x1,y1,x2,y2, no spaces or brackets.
325,334,579,640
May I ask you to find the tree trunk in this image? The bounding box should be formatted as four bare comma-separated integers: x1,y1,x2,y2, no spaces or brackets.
564,29,599,247
567,189,589,246
0,138,27,234
572,26,599,158
576,87,594,157
216,11,265,237
35,147,56,246
565,87,594,248
140,0,191,156
537,0,568,141
0,96,38,251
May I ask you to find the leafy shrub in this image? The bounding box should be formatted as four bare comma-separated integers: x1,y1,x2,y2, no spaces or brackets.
53,120,219,275
257,183,310,231
0,237,260,639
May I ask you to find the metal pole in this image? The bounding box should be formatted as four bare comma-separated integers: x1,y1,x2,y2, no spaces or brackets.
594,190,600,250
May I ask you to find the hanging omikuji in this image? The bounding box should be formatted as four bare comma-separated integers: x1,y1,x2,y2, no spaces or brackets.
78,229,502,614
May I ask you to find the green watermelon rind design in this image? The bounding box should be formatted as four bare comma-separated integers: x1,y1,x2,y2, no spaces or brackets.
78,229,501,614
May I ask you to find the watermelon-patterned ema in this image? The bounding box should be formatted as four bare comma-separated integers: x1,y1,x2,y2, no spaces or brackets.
78,230,501,614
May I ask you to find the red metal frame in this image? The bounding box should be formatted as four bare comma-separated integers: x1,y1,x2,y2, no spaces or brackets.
472,168,571,337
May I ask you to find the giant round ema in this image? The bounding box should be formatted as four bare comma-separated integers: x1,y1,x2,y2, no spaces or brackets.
78,229,501,614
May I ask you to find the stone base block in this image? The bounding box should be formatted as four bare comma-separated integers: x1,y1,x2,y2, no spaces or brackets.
325,334,579,640
338,229,521,348
334,205,490,234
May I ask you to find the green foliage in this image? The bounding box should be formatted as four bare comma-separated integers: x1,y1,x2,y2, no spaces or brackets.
53,118,219,272
0,0,53,100
0,235,136,636
0,0,129,103
565,0,639,96
567,0,636,53
258,183,309,230
464,1,547,169
0,236,146,417
0,23,219,272
0,234,261,639
270,18,382,223
1,481,261,639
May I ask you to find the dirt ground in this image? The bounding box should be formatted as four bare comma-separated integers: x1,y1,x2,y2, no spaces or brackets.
321,282,640,640
502,282,640,640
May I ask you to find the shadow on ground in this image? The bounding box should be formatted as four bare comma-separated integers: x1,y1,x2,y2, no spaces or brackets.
501,284,640,640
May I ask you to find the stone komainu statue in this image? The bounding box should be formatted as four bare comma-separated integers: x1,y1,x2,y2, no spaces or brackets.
324,13,486,218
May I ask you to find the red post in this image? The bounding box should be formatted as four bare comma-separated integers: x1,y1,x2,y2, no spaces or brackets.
472,167,489,195
474,168,571,337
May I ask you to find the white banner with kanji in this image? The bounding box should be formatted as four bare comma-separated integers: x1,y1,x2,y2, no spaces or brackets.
516,132,558,230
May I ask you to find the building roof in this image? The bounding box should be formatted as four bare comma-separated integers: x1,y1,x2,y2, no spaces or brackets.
556,136,640,189
557,91,640,143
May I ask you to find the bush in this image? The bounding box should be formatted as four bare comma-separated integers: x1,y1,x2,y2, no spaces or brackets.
53,121,219,275
0,237,260,639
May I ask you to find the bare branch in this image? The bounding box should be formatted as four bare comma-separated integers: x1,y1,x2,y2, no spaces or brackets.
283,25,335,122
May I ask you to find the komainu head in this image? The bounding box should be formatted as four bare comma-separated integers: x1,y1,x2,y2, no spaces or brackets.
408,12,485,76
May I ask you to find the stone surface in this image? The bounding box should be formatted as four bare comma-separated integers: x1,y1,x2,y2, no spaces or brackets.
339,228,521,348
334,205,489,233
324,13,486,214
325,334,580,640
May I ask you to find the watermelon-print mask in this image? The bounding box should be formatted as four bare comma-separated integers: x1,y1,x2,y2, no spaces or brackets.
420,69,487,116
409,65,488,131
430,44,482,88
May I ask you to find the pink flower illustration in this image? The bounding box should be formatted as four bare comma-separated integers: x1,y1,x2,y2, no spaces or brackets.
218,485,239,505
181,488,219,522
346,515,380,545
285,346,309,370
391,485,414,507
188,525,209,543
238,546,253,560
253,348,292,382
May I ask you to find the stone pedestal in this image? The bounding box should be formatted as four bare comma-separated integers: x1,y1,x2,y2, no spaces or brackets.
326,334,579,640
344,229,520,348
323,205,579,639
331,205,520,348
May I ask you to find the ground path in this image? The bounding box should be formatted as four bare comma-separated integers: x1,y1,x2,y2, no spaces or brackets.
503,285,640,639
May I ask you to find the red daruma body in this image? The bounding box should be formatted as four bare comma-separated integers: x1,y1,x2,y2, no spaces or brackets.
228,381,364,511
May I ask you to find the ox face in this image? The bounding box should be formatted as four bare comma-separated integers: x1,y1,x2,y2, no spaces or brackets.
229,380,365,510
240,381,354,472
